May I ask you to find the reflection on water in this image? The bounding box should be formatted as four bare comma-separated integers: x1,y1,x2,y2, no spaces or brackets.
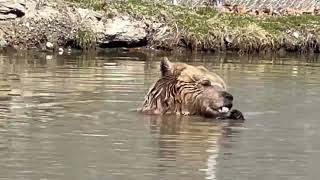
0,50,320,180
147,115,243,180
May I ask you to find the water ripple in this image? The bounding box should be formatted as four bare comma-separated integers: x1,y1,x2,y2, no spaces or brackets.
0,52,319,180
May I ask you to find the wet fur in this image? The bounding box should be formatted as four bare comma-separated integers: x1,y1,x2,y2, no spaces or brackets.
141,57,244,120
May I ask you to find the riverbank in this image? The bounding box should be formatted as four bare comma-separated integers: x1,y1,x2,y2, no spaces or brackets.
1,0,320,54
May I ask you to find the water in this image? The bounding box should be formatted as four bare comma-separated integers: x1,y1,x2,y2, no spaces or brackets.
0,50,320,180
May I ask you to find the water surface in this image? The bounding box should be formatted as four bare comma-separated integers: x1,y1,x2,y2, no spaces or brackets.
0,50,319,180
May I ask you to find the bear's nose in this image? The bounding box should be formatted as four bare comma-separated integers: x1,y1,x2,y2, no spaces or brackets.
222,91,233,101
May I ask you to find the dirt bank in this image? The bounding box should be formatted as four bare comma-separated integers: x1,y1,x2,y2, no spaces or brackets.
1,0,320,54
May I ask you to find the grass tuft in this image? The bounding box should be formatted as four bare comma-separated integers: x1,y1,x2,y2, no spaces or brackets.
75,30,96,50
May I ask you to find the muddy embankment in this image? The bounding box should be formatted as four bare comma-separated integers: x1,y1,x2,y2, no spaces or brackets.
2,0,320,54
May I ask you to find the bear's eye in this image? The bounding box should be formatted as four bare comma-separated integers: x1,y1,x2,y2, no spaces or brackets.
200,79,211,86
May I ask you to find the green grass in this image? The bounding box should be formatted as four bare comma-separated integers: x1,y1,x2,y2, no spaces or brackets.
75,30,96,50
65,0,105,10
65,0,320,53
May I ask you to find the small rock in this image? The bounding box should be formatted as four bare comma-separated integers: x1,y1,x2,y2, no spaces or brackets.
67,47,72,54
58,47,64,55
225,35,233,43
0,30,7,48
46,41,54,50
0,39,7,48
293,31,299,39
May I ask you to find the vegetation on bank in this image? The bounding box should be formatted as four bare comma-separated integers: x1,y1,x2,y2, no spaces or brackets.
75,30,96,50
65,0,320,53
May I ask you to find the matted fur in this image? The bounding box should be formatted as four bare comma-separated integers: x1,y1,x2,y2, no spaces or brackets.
141,57,229,116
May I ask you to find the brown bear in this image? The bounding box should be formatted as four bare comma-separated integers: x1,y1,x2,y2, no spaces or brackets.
141,57,244,120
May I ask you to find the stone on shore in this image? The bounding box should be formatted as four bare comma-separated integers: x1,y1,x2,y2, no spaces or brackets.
46,41,54,50
0,0,149,49
0,0,26,20
98,16,148,45
0,29,7,48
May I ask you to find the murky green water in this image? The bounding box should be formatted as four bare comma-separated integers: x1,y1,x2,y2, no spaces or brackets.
0,50,320,180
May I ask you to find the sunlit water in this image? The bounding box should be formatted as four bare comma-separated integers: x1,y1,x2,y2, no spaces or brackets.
0,50,320,180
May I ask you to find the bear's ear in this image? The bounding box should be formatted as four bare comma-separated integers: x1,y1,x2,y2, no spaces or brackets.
160,57,173,77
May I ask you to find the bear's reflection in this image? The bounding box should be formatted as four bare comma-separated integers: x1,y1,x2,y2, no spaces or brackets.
146,115,243,179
